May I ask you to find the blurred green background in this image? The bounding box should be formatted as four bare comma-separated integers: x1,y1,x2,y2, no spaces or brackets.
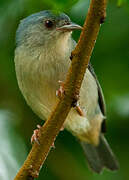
0,0,129,179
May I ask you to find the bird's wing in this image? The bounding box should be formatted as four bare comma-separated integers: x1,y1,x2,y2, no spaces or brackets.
88,62,106,133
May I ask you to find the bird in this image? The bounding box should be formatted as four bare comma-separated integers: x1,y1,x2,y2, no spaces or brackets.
14,10,119,173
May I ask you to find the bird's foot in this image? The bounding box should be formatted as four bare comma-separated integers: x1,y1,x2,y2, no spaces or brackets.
56,80,65,98
75,103,84,116
56,81,84,117
72,95,84,117
31,125,41,145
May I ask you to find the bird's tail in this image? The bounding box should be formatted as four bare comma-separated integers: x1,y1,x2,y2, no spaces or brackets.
80,134,119,173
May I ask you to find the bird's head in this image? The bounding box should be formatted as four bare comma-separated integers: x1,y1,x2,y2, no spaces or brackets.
16,10,82,48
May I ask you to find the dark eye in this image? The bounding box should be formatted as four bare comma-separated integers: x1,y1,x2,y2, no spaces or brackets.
45,20,54,28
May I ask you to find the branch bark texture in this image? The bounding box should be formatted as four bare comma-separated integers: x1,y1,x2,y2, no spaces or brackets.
14,0,107,179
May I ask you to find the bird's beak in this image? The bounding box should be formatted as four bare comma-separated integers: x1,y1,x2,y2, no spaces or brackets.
56,22,83,31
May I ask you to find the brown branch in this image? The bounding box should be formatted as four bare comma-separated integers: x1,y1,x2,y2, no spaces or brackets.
14,0,107,179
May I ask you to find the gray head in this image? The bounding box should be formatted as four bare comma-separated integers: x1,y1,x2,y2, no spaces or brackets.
16,10,82,48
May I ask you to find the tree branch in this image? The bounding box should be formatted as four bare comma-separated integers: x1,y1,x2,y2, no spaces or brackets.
14,0,107,179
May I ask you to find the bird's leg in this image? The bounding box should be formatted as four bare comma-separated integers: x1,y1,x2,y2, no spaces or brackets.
31,125,56,148
72,95,84,117
56,80,65,99
31,125,41,145
56,80,84,117
75,103,84,116
56,80,65,131
56,81,84,116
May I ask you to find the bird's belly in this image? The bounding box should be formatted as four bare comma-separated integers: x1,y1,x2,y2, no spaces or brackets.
19,66,103,145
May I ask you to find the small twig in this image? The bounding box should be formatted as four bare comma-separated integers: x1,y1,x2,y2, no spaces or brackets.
14,0,107,179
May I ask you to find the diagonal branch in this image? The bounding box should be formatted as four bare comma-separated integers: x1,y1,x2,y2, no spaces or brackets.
14,0,107,179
